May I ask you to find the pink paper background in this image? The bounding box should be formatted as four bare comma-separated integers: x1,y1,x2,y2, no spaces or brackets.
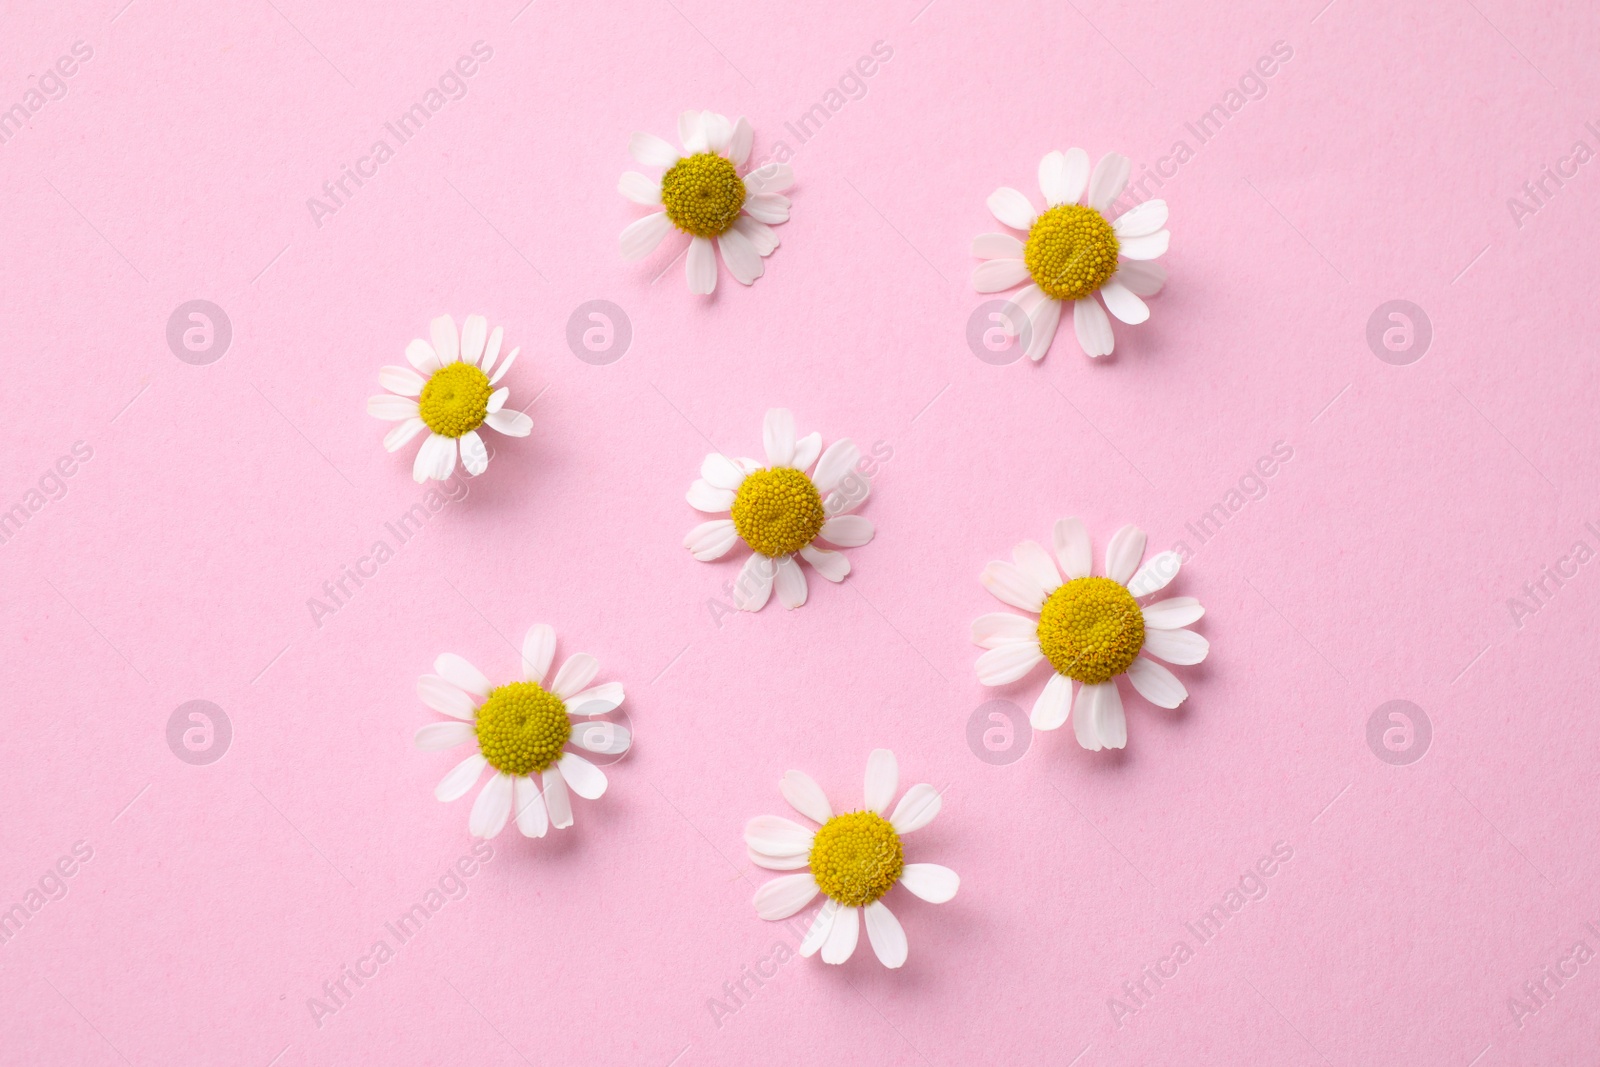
3,0,1598,1063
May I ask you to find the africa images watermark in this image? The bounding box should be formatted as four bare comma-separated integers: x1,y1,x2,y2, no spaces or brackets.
704,904,823,1030
1505,518,1600,630
0,840,95,949
0,440,94,549
0,39,94,149
1167,439,1294,564
1505,118,1600,230
747,41,895,170
1505,922,1598,1032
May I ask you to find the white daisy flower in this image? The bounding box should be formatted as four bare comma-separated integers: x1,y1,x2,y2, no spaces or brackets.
972,519,1207,751
619,109,792,294
745,749,958,969
970,148,1169,360
414,624,630,839
367,314,532,483
683,407,874,611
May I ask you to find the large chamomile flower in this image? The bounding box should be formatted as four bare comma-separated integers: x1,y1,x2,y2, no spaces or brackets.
972,520,1207,751
683,408,873,611
414,624,630,839
971,149,1169,360
746,750,958,968
368,314,532,482
619,109,792,294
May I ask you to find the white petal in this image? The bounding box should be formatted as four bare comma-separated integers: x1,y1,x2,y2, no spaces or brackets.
987,186,1036,230
1059,147,1090,204
1127,551,1181,597
521,623,555,684
1099,281,1149,326
899,863,960,904
430,315,458,365
481,326,504,374
566,681,625,717
1076,681,1127,751
514,776,548,838
1025,295,1061,361
379,365,426,396
629,131,678,168
384,418,427,453
618,171,661,205
745,814,814,856
686,479,736,513
889,783,941,835
550,653,599,699
799,544,850,582
483,409,532,437
459,430,488,476
1011,540,1061,595
1037,150,1068,206
542,767,573,829
434,653,491,700
488,346,519,386
417,675,476,720
763,408,796,467
570,718,631,755
732,215,779,257
678,109,705,153
405,338,441,374
414,721,475,751
1031,672,1073,730
743,162,794,194
742,193,790,224
686,235,717,294
792,432,822,473
750,847,810,871
435,752,487,802
728,117,754,166
1142,628,1209,665
556,752,607,799
702,111,733,154
819,515,873,547
975,642,1044,685
799,899,838,957
970,612,1036,649
1073,297,1114,358
1104,524,1147,585
685,519,740,561
971,232,1024,260
367,394,419,420
1115,260,1167,297
1052,518,1092,580
620,212,673,260
774,556,808,609
1127,656,1188,708
733,553,775,611
754,873,820,920
812,439,861,495
719,228,764,285
1087,152,1131,212
821,905,860,964
1113,198,1168,238
460,315,487,366
486,388,508,414
781,770,833,824
1143,596,1204,629
980,561,1048,612
1118,231,1170,261
1072,682,1102,750
413,433,456,483
701,453,747,490
864,901,908,968
971,258,1029,293
864,749,897,815
469,773,513,838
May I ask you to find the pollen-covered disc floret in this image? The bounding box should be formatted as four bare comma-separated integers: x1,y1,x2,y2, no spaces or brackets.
730,467,825,557
418,362,491,438
472,681,571,776
660,152,746,238
1037,576,1146,684
1024,204,1120,301
808,811,905,908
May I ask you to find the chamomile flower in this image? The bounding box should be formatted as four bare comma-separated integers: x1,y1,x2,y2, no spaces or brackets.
971,148,1169,360
367,314,532,483
745,749,958,968
619,109,792,294
414,624,630,839
683,408,874,611
972,520,1208,751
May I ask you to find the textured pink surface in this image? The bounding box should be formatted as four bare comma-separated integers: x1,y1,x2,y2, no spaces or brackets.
2,0,1598,1064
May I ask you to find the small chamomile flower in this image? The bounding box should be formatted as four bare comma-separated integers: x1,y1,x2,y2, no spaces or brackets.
972,519,1208,751
414,624,630,839
683,408,874,611
367,314,532,483
971,148,1169,360
619,110,792,294
746,750,958,968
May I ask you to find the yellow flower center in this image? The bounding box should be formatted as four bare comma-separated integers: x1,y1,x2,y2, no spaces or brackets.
1024,204,1120,301
660,152,746,238
1037,576,1145,684
730,467,825,557
473,681,571,776
808,811,904,907
418,362,491,438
